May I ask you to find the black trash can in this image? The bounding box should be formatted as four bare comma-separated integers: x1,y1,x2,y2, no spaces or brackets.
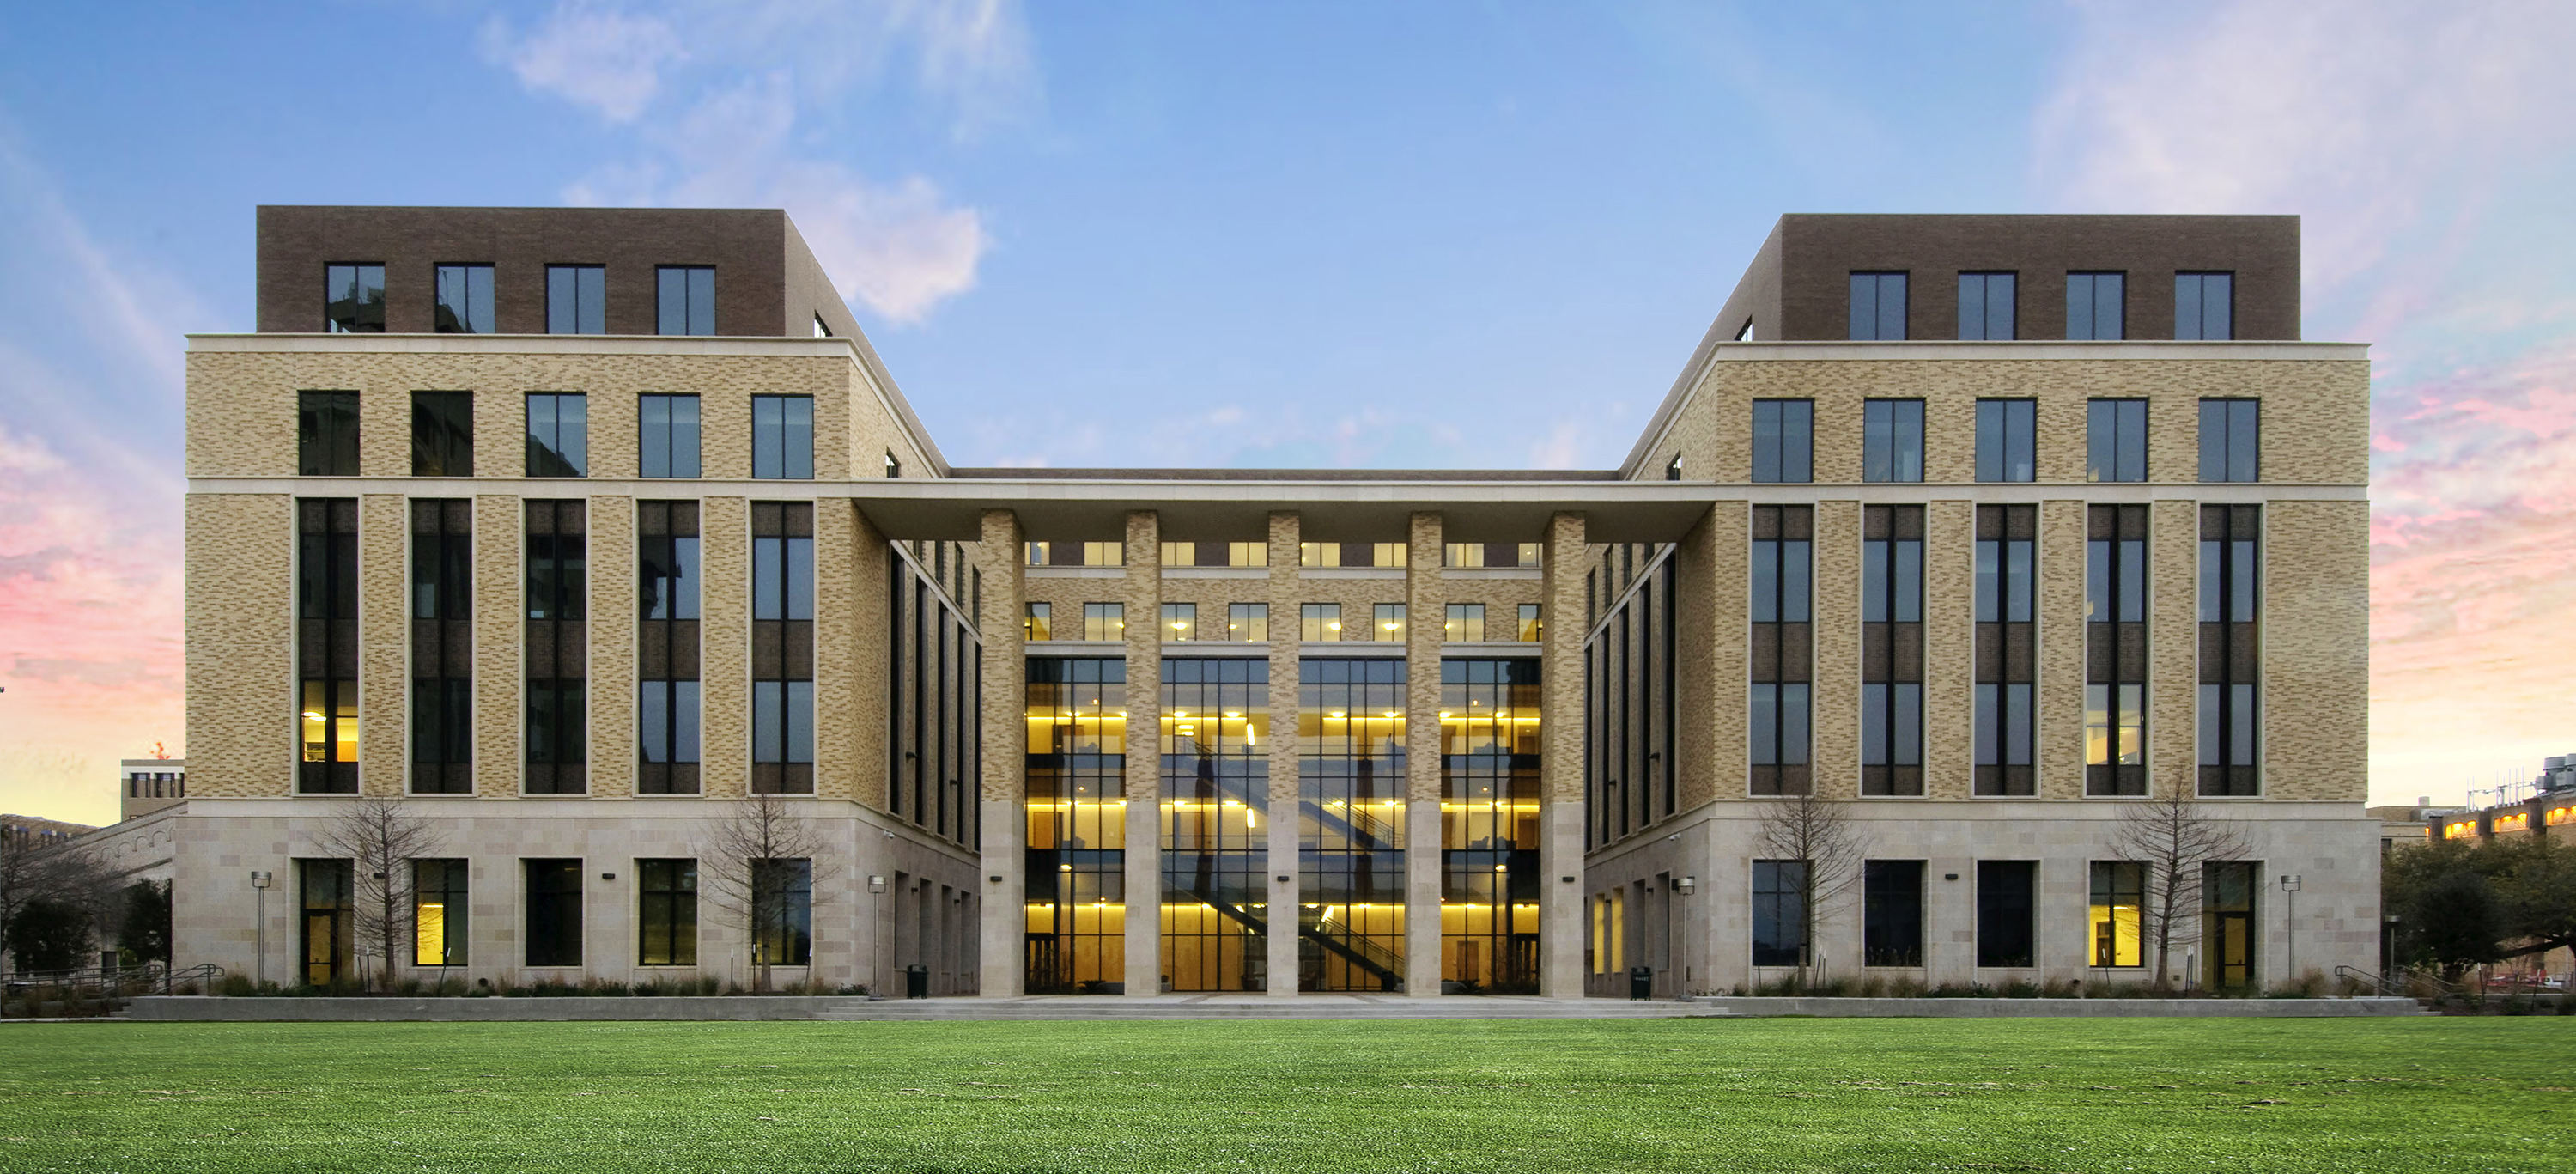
1628,965,1654,1001
905,964,929,999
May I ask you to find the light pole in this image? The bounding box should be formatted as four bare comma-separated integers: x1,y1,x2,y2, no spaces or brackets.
868,874,889,994
2281,874,2302,985
1674,875,1697,997
249,871,273,987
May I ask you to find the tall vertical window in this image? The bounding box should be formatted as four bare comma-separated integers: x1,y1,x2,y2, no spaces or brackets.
2202,861,2257,988
433,265,495,334
1975,398,2036,483
1751,860,1807,967
526,500,587,794
524,393,588,478
2086,505,2149,796
2086,398,2148,483
886,541,981,843
1862,861,1924,967
2066,271,2125,340
298,391,359,477
751,395,815,479
1587,552,1674,837
2199,505,2261,797
1084,603,1125,642
1751,399,1814,484
1974,505,2035,796
2088,861,2144,968
411,859,468,967
1372,604,1406,642
1160,659,1268,992
524,859,583,967
1161,602,1197,641
1863,398,1923,484
2174,272,2234,340
1300,659,1406,991
1517,604,1542,642
324,264,385,333
639,501,702,795
1300,603,1340,642
1862,506,1924,796
1957,271,2016,340
656,266,715,336
2198,398,2260,483
1975,861,2037,968
1751,505,1813,795
1443,604,1485,642
638,394,702,478
410,392,473,477
638,859,698,965
410,499,473,794
750,859,813,966
1025,658,1127,992
752,502,815,795
546,265,605,335
298,859,353,985
1665,454,1683,482
1441,659,1541,994
884,450,902,478
297,498,360,794
1024,602,1053,641
1227,603,1268,642
1848,271,1907,340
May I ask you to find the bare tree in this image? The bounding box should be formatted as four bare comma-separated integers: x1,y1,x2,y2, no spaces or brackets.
701,795,840,992
308,797,443,991
2111,792,2250,991
0,824,113,973
1754,790,1869,988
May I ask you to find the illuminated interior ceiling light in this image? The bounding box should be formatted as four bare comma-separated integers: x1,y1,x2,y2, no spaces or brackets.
1224,711,1240,718
1327,622,1340,630
1495,864,1509,872
301,711,325,721
1060,863,1072,871
1329,711,1344,718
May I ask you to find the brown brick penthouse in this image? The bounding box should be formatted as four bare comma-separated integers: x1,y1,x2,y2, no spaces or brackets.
173,208,2370,997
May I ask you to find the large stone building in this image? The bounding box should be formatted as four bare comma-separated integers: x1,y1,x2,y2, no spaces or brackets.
170,206,2373,996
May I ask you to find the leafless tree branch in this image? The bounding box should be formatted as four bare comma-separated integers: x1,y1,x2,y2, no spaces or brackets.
307,797,443,991
700,795,841,992
2111,792,2251,991
1755,791,1869,986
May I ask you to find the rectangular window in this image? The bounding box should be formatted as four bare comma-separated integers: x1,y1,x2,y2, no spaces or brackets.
1437,659,1540,993
1975,861,2038,968
1083,602,1125,642
1372,603,1406,642
410,499,473,794
752,502,815,795
2199,504,2261,796
2088,861,2144,967
524,392,588,478
2174,272,2234,340
526,500,587,794
1751,399,1814,484
411,859,468,966
1957,271,2016,340
1372,543,1407,569
1228,542,1267,567
524,859,583,967
1160,542,1195,567
2198,398,2260,483
2086,505,2149,796
1080,541,1123,567
1862,860,1924,967
1666,454,1684,481
1227,602,1268,642
298,391,359,477
325,264,385,333
2086,398,2148,483
656,266,715,336
1862,506,1923,796
1024,657,1128,991
639,501,701,795
2203,861,2257,988
1301,603,1341,642
1025,601,1053,642
1517,604,1542,642
637,858,698,966
1444,543,1481,568
1973,504,2036,796
1024,541,1050,566
638,394,702,478
298,859,353,985
884,450,901,478
751,395,815,479
1751,860,1807,967
1298,658,1407,990
1862,398,1923,484
410,392,473,478
1444,604,1485,642
297,498,360,794
433,264,495,334
1975,398,2036,483
750,858,814,967
546,265,605,335
2066,271,2125,340
1751,505,1813,795
1848,271,1907,340
1161,602,1197,641
1299,542,1339,568
1159,656,1273,991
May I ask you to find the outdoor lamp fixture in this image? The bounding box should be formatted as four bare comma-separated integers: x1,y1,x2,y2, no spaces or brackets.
250,871,273,987
250,870,272,889
869,875,888,894
2279,874,2301,892
1674,876,1696,896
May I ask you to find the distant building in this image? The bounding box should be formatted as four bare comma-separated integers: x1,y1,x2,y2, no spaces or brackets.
119,758,187,823
2434,754,2576,843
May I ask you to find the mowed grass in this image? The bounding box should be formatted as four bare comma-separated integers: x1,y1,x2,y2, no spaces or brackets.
0,1018,2567,1173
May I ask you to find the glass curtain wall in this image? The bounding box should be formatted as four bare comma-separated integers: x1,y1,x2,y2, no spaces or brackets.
1299,660,1406,991
1159,659,1269,992
1025,658,1126,993
1439,660,1540,994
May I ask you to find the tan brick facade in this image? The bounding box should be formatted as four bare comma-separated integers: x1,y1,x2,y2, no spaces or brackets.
183,495,292,798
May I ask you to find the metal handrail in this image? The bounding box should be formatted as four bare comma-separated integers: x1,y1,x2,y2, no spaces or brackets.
3,962,225,995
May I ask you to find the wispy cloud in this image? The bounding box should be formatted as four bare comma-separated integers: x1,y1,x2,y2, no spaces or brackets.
481,2,687,123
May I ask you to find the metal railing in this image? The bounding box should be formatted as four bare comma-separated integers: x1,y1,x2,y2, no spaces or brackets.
3,962,225,996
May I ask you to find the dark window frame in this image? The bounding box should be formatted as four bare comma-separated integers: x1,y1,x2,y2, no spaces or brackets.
1751,399,1814,484
2174,271,2235,341
1975,860,2038,969
525,392,589,478
410,498,474,794
1973,505,2036,796
751,502,816,795
656,265,716,336
523,858,584,967
638,393,702,478
298,391,360,477
1862,860,1925,967
525,500,588,794
324,264,385,333
1848,271,1908,340
1750,506,1813,795
751,395,816,480
2198,398,2260,483
1975,398,2037,484
545,265,606,335
639,500,702,794
2086,398,2148,483
1862,506,1924,796
637,858,699,965
411,858,469,966
2066,271,2126,340
297,498,360,794
433,264,495,335
1862,398,1924,484
2198,505,2261,796
1957,271,2017,340
410,391,474,478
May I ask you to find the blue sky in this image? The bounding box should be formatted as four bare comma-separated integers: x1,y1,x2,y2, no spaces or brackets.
3,1,2573,822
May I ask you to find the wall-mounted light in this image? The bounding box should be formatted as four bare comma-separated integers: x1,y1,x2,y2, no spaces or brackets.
868,875,888,894
249,870,272,890
1674,876,1697,896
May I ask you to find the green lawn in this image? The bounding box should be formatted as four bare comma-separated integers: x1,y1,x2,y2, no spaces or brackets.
0,1018,2566,1172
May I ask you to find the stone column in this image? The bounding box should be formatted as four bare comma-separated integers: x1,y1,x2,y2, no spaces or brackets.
1121,511,1163,995
1404,512,1445,994
1266,511,1303,995
977,509,1027,997
1539,512,1589,998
